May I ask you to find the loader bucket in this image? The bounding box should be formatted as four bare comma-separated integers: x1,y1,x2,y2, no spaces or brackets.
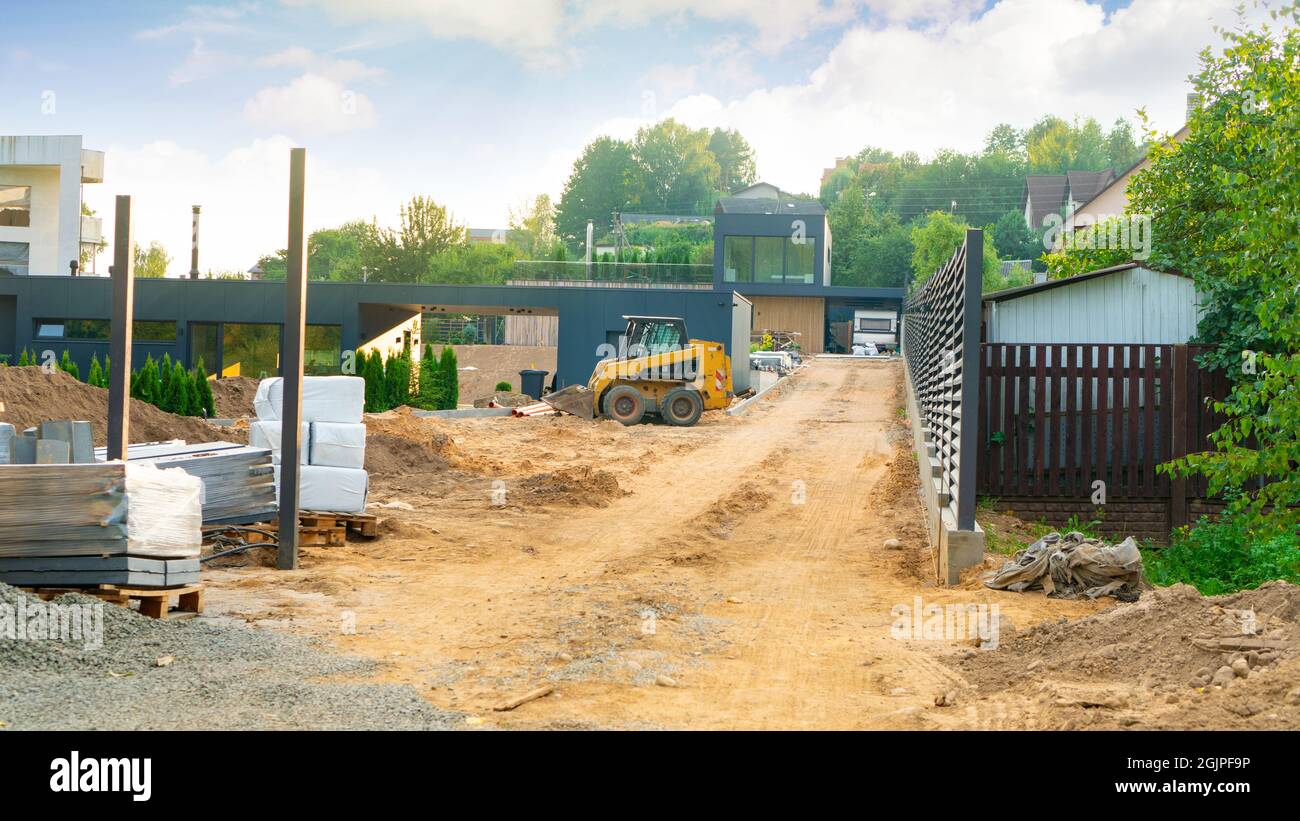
542,385,597,420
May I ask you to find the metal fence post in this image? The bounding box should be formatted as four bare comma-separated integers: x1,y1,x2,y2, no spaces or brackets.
107,196,134,462
956,228,982,530
277,148,308,571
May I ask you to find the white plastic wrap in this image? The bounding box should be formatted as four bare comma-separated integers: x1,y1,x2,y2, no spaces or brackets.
274,464,369,513
0,422,13,465
250,420,310,465
124,462,203,558
309,422,366,470
254,376,365,423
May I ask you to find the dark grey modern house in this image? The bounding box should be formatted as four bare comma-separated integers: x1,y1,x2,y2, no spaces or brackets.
712,190,903,353
0,276,752,392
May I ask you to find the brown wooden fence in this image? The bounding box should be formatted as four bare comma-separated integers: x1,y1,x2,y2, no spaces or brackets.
977,342,1229,534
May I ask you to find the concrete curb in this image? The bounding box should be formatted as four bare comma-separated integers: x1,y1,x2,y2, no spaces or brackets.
412,407,514,419
726,371,792,416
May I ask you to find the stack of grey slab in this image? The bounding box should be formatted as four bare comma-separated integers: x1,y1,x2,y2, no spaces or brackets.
93,440,278,525
5,419,95,465
0,461,203,588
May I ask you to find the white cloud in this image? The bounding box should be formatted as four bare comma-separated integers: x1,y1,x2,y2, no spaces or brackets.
137,1,261,40
244,74,377,133
256,47,385,83
590,0,1257,195
169,37,238,86
85,137,401,276
288,0,985,64
287,0,569,54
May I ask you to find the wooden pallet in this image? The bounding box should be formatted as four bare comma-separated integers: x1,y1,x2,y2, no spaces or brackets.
204,512,376,550
22,584,204,620
302,511,379,539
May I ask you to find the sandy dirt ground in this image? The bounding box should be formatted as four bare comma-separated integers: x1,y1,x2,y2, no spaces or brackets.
203,358,1174,730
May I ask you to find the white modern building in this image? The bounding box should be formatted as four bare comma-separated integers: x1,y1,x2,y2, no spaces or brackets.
0,135,105,276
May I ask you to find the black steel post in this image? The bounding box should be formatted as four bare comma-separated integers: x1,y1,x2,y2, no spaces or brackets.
957,228,983,530
107,195,134,461
277,148,308,570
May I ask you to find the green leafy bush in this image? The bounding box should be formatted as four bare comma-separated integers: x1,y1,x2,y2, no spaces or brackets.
494,381,513,392
1143,514,1300,596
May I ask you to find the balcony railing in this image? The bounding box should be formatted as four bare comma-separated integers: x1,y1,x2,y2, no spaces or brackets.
510,260,713,286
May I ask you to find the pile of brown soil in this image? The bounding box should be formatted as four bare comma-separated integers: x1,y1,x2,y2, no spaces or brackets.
701,481,773,539
515,466,625,507
362,408,460,476
0,366,241,447
955,581,1300,696
209,376,260,419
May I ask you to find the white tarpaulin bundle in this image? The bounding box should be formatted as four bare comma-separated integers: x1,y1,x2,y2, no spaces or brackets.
250,420,311,465
254,376,365,423
274,464,369,513
985,531,1143,601
309,422,366,470
257,375,369,514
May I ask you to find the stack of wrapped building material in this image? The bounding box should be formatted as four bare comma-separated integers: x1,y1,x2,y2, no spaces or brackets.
5,419,95,464
0,462,203,587
93,440,278,525
254,376,368,513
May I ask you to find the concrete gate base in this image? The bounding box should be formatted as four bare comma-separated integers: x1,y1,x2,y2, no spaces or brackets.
902,361,985,586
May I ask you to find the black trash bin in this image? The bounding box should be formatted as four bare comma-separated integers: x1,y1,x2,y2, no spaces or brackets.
519,369,549,401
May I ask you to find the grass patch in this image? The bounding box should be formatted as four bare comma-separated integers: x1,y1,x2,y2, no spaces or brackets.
1143,515,1300,596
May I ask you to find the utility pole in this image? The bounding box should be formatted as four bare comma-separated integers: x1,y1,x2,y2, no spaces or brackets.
277,149,308,571
189,205,201,279
107,196,134,461
585,219,594,278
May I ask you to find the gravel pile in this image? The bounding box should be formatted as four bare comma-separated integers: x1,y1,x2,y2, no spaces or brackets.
0,582,462,730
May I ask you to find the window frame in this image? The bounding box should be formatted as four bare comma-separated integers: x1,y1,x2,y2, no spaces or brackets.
0,185,32,228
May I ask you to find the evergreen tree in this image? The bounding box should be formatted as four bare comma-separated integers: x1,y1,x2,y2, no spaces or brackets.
159,353,174,412
384,348,413,409
59,350,79,381
186,368,203,417
362,350,384,412
194,359,216,418
17,349,29,367
166,362,188,416
414,344,442,410
88,353,103,387
138,355,159,405
438,346,459,410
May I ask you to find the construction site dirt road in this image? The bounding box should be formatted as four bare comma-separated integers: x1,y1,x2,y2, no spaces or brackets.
202,359,1300,729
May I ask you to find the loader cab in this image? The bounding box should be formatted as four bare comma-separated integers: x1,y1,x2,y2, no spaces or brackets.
623,315,688,358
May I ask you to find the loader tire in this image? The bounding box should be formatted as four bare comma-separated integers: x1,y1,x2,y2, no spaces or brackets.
603,385,645,426
662,387,703,427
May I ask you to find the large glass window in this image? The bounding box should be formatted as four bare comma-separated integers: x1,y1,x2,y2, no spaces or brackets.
0,241,29,275
305,325,342,375
754,236,785,283
223,323,280,378
34,319,175,340
723,236,753,282
190,323,219,374
722,235,818,284
0,186,31,228
786,237,816,284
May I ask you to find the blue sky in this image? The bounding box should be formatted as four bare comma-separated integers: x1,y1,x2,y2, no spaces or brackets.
1,0,1248,274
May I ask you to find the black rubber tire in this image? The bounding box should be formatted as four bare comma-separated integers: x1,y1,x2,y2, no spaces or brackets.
603,385,646,426
661,387,704,427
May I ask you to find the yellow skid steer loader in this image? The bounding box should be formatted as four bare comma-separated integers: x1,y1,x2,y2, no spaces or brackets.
543,316,733,426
